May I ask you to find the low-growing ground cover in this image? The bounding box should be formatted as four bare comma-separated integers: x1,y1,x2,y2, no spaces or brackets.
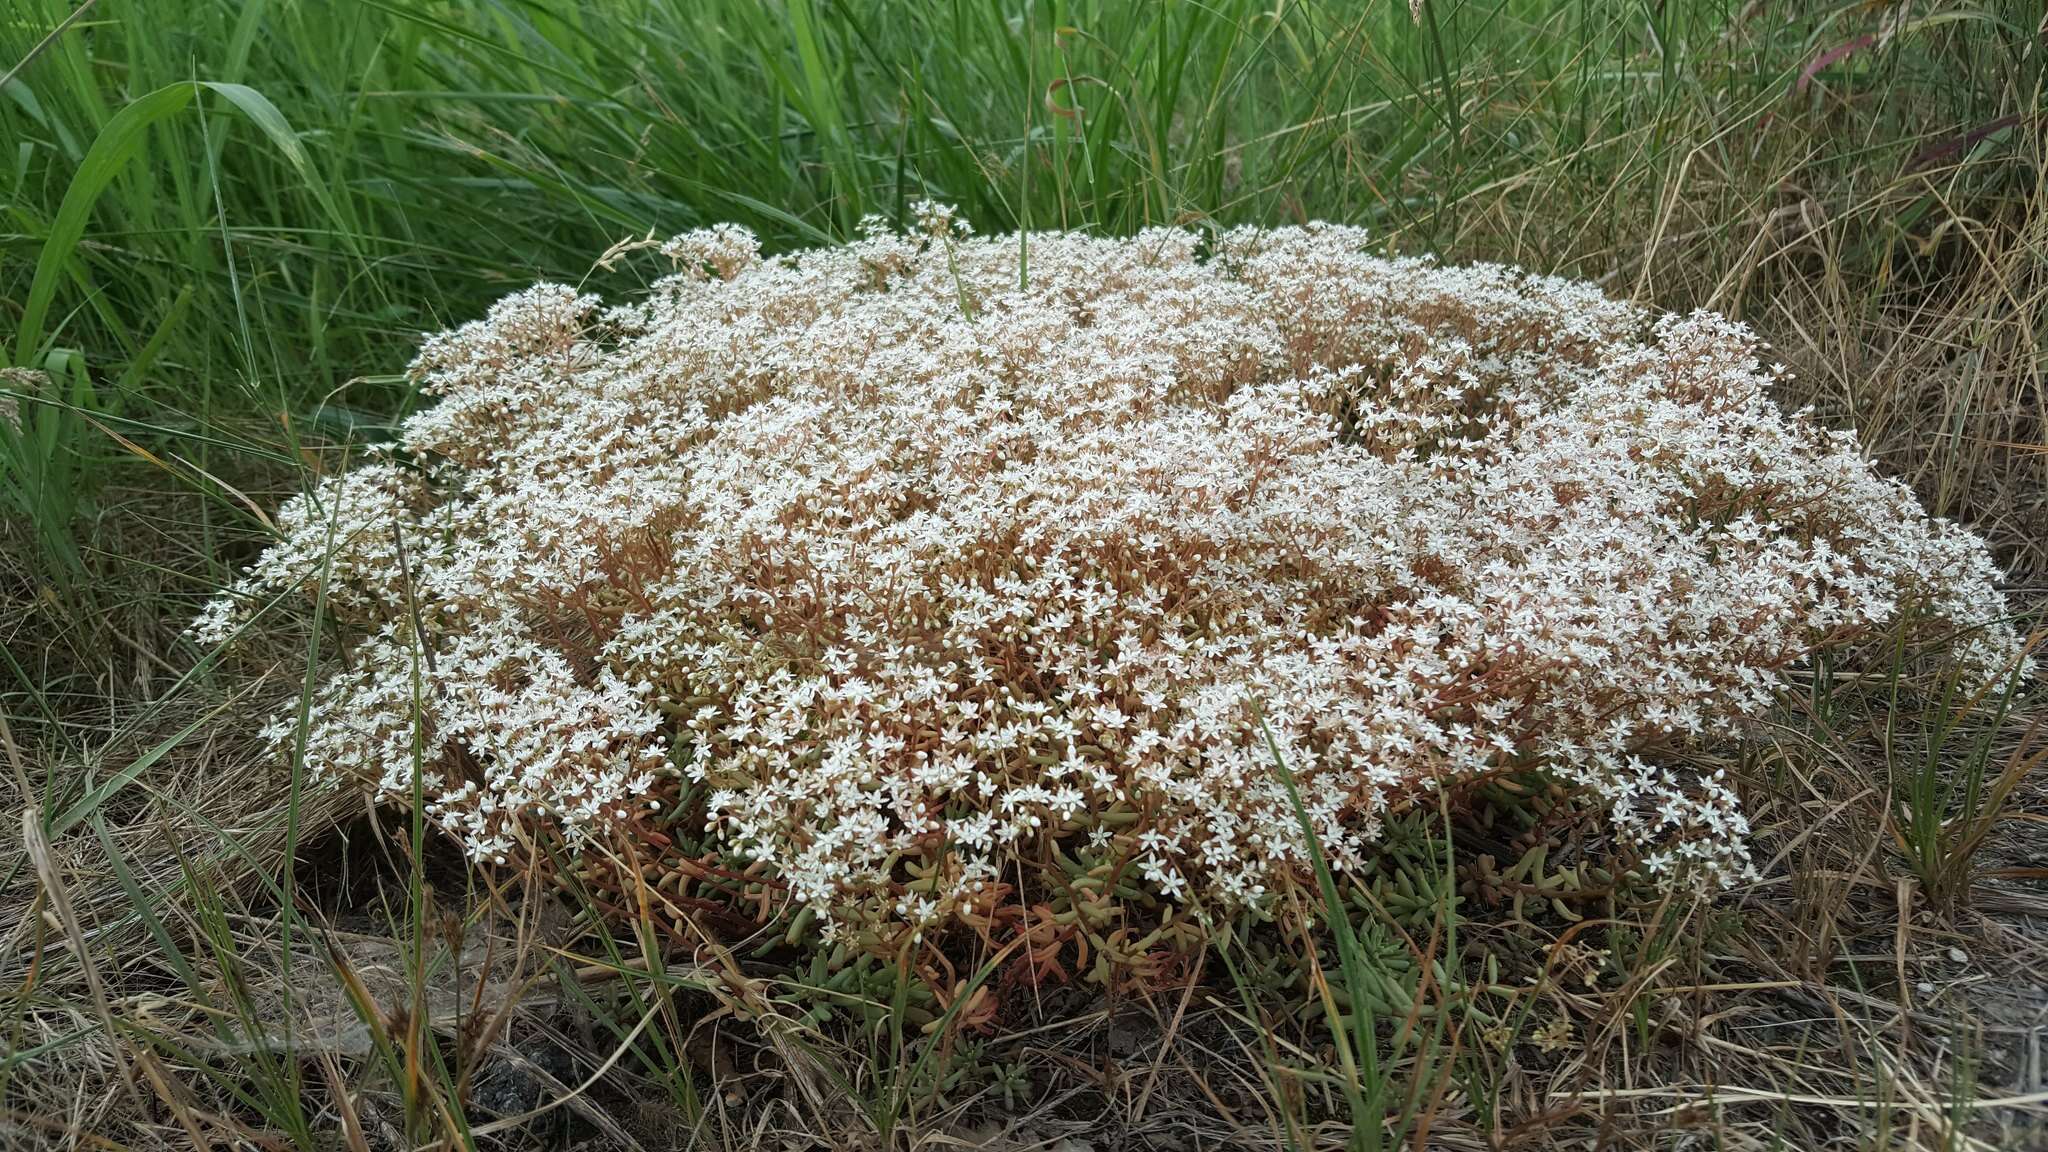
196,218,2023,936
2,1,2044,1149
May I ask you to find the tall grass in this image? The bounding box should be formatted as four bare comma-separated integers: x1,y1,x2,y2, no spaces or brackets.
5,0,2037,747
3,1,2040,613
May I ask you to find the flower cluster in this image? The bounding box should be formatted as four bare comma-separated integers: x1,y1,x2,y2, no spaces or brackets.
195,215,2026,933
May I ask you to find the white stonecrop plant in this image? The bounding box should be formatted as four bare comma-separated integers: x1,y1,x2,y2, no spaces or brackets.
196,211,2025,933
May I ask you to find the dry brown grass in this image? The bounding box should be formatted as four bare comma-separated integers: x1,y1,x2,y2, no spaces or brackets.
2,617,2040,1150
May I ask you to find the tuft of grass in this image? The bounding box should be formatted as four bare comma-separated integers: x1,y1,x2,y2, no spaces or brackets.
1880,625,2043,911
1257,726,1466,1152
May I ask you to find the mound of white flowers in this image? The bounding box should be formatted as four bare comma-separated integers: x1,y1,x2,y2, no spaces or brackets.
196,210,2024,934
